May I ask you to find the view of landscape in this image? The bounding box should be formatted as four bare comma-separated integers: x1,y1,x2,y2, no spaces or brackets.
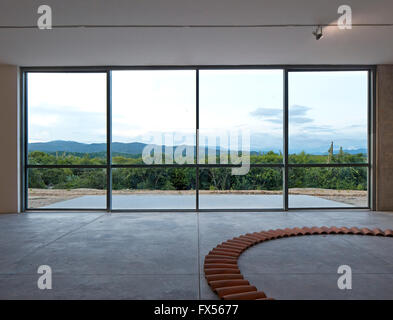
26,70,369,209
27,142,368,209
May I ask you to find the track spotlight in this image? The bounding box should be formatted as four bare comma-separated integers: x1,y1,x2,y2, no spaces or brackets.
312,25,324,40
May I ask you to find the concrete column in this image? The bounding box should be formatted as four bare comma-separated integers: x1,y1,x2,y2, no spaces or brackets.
376,65,393,211
0,64,20,213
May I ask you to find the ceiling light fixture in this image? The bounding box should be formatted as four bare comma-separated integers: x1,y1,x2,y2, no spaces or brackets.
312,25,324,40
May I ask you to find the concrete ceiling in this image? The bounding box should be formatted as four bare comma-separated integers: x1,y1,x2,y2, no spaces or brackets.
0,0,392,66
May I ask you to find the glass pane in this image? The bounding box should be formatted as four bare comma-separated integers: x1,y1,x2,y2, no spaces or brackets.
112,70,196,165
288,167,368,208
199,70,284,165
112,168,196,209
27,73,107,164
199,167,283,209
288,71,368,164
28,168,107,209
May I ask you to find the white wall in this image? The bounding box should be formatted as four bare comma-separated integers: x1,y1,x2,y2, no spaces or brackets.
376,65,393,210
0,64,20,213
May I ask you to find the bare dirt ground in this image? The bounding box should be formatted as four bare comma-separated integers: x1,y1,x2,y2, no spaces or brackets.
28,188,368,208
288,188,367,207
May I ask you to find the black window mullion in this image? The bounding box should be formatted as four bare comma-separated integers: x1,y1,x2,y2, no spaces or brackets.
26,165,107,169
196,69,200,211
368,69,376,210
283,69,289,211
23,71,28,212
287,163,369,168
106,70,112,212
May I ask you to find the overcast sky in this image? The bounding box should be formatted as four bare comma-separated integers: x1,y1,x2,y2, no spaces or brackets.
27,70,368,153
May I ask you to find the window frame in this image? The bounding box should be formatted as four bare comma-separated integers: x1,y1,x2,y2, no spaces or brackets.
20,65,375,212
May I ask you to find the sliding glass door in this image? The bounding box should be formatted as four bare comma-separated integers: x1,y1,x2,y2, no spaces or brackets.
288,71,369,208
111,70,196,210
198,70,284,209
26,72,107,209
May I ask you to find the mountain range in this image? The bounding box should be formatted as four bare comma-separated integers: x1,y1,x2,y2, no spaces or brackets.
28,140,367,155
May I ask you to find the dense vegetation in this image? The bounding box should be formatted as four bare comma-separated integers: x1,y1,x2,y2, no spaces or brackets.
28,146,367,191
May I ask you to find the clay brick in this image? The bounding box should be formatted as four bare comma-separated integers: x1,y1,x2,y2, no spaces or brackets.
311,227,323,234
245,233,265,241
227,239,252,247
258,231,277,239
239,235,260,243
372,228,384,236
232,237,254,245
339,227,351,234
384,229,393,237
205,274,244,282
204,263,239,269
213,246,241,253
328,227,340,234
210,279,250,290
217,243,242,250
250,233,268,241
349,227,361,234
204,258,238,265
222,291,267,300
268,229,284,238
205,253,237,259
224,240,248,247
301,227,313,235
211,247,241,255
205,254,238,260
272,229,287,237
210,249,239,257
292,227,306,235
218,244,244,251
205,268,241,275
320,226,330,234
252,231,269,239
283,228,296,236
216,285,257,298
360,228,373,235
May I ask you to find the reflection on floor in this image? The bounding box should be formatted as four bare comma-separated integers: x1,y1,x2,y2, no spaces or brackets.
0,210,392,299
42,194,355,209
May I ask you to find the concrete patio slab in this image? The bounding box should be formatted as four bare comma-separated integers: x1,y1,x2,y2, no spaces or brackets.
41,194,353,209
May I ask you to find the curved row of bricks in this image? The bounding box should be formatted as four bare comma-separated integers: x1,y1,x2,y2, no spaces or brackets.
204,226,393,300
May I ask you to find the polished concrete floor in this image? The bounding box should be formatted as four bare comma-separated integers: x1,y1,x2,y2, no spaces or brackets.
0,210,392,299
